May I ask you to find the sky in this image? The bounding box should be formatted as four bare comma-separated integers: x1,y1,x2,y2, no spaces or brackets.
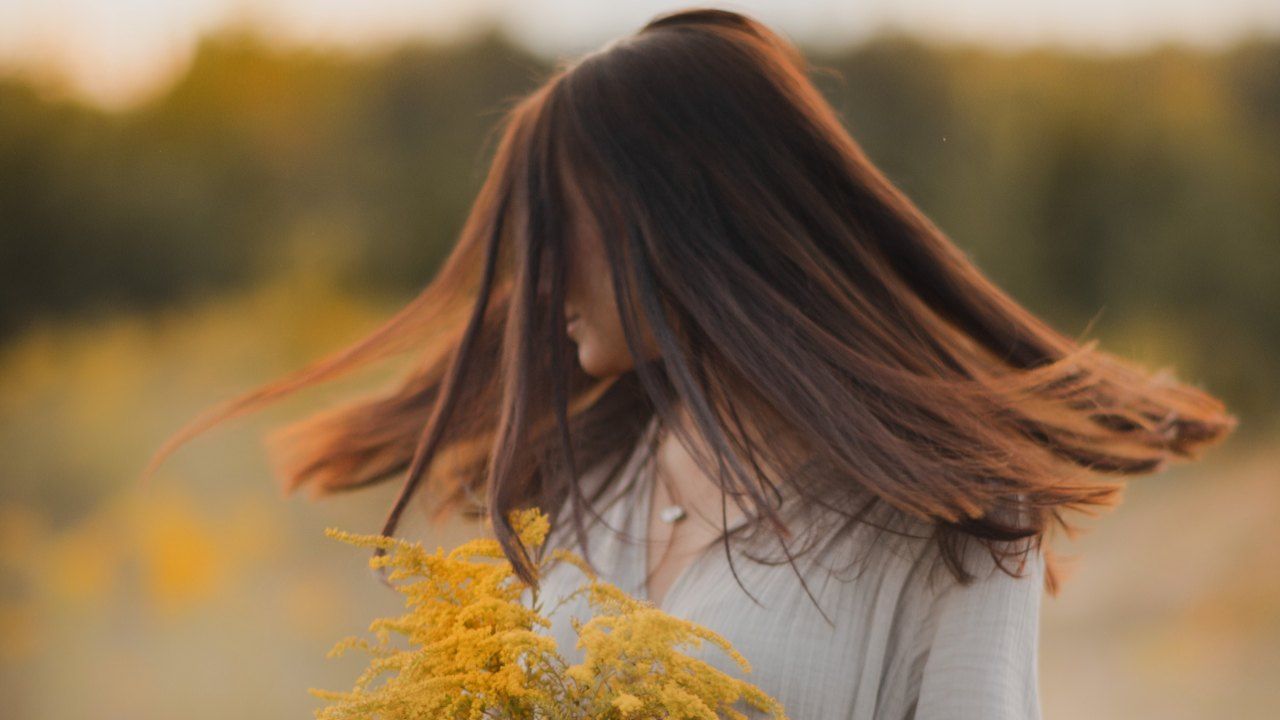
2,0,1278,107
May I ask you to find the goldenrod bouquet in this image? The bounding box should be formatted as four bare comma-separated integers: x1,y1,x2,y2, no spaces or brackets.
309,507,786,720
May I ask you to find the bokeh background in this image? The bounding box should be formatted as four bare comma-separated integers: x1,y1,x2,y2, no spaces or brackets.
2,2,1277,718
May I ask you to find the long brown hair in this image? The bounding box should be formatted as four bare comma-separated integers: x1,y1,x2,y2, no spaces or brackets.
142,8,1236,604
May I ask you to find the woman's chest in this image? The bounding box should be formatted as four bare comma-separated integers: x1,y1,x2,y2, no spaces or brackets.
525,534,927,720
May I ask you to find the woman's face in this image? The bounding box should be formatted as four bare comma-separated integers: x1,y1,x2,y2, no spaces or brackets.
560,173,659,377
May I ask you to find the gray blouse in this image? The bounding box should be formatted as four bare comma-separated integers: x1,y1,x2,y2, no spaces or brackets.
522,415,1044,720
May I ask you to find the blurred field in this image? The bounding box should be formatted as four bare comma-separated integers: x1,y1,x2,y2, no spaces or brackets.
1041,451,1280,717
0,262,482,719
1,24,1276,720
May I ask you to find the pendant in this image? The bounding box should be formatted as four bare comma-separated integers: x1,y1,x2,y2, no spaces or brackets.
659,505,687,523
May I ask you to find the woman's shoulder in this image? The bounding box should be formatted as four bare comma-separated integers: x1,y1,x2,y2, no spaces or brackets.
907,537,1046,718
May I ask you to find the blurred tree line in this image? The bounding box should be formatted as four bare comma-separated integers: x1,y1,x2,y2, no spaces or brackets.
1,26,1276,433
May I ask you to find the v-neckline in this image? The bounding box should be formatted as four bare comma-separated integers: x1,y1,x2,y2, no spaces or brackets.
634,414,750,613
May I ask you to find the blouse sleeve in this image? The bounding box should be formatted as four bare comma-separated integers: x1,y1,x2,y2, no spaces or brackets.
910,544,1045,720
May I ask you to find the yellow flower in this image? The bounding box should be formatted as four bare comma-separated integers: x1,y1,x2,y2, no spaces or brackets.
310,507,787,720
611,692,644,716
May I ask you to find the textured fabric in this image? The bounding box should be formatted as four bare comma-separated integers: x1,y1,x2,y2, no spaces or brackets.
521,415,1044,720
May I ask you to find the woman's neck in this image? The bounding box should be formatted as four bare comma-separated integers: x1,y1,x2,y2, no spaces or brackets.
654,402,797,521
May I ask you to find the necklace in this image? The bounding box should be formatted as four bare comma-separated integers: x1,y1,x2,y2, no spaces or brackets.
651,427,687,524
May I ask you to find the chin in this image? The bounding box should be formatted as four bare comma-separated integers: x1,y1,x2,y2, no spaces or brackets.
575,342,631,378
576,347,609,378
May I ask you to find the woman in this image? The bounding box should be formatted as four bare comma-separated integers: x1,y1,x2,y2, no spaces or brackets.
145,8,1236,719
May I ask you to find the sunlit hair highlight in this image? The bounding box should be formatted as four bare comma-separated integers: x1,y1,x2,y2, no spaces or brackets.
143,8,1237,611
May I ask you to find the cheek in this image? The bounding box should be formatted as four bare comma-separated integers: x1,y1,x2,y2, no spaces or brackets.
571,271,662,376
564,234,654,376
